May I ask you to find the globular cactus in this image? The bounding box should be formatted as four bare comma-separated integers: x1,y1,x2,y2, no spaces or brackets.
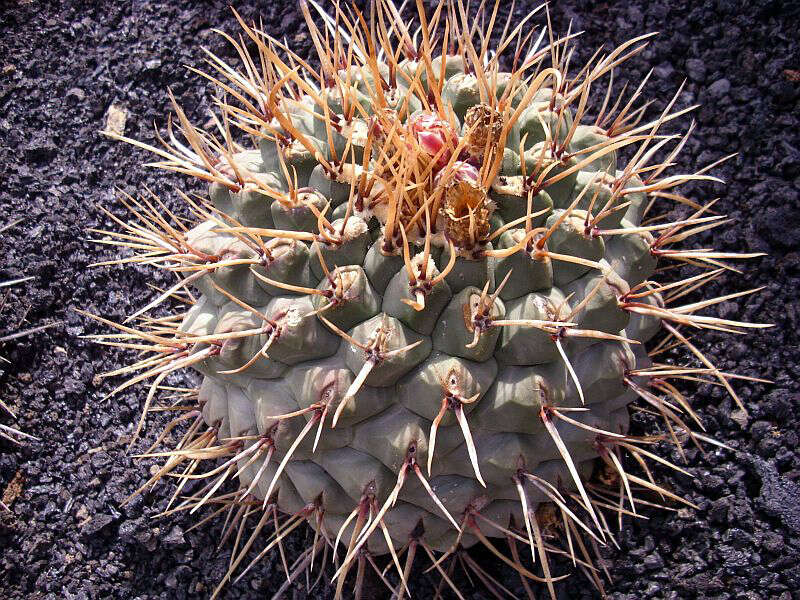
90,1,769,597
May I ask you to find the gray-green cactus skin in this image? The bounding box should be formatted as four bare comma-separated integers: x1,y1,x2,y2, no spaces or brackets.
178,73,660,555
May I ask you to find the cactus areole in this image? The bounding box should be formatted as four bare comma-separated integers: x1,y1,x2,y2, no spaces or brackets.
94,1,768,597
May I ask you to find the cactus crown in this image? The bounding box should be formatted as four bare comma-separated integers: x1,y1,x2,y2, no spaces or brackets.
89,1,769,598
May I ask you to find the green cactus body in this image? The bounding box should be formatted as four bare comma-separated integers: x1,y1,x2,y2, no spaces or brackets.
173,61,659,555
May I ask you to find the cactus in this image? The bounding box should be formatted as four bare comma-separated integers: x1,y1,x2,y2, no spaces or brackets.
89,1,769,597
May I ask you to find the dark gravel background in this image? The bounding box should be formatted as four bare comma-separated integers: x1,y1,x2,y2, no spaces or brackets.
1,0,799,598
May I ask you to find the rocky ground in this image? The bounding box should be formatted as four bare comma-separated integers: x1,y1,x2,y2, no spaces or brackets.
1,0,799,598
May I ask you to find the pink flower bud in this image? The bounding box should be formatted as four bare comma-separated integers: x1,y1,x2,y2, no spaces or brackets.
433,160,480,188
407,110,458,169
